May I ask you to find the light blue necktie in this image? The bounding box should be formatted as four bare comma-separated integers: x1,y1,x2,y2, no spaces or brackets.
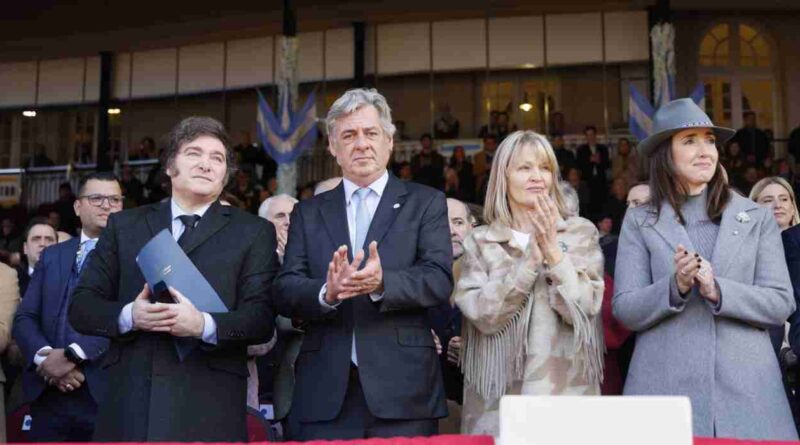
353,188,371,253
77,239,98,272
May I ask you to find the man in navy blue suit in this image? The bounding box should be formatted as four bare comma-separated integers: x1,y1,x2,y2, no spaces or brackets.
13,172,122,441
275,88,452,440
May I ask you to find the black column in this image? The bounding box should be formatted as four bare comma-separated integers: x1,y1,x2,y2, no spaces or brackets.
283,0,296,37
96,51,112,171
354,22,366,88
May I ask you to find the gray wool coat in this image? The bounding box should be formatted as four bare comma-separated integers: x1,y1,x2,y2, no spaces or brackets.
613,193,797,440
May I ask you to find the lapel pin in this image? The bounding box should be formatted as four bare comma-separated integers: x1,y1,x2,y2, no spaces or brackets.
393,203,401,209
735,212,750,223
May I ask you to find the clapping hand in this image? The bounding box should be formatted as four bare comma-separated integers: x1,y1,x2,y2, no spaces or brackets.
673,245,719,303
339,242,384,299
324,245,363,305
674,244,701,294
695,257,720,304
528,195,562,266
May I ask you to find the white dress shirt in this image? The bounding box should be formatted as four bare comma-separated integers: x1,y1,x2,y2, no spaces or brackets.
117,199,218,344
318,170,389,365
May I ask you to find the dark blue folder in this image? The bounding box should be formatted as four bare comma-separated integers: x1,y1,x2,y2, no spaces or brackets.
136,229,228,360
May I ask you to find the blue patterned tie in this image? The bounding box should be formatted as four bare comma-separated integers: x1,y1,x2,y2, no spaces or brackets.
353,188,371,252
77,239,97,272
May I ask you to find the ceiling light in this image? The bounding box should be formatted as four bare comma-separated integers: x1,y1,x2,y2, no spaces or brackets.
22,110,36,118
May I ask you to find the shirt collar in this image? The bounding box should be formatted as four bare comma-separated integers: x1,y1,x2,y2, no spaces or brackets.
171,198,213,221
342,170,389,204
80,231,98,244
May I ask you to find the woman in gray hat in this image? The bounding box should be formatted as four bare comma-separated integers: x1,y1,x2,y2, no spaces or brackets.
613,98,797,440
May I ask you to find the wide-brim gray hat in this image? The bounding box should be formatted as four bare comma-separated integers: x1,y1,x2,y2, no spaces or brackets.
637,97,735,157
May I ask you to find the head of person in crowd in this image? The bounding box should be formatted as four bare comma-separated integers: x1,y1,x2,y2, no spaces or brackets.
584,125,598,146
639,99,735,223
497,112,510,127
626,182,651,209
552,135,566,150
775,158,793,181
420,133,433,154
744,111,757,129
743,166,759,186
2,218,14,238
617,138,632,157
258,194,298,231
489,110,499,127
484,130,569,226
611,178,628,201
326,88,395,188
75,171,124,239
58,182,74,201
258,193,299,260
298,183,315,200
140,136,157,156
313,177,343,196
595,214,613,238
750,176,800,231
565,166,582,189
235,169,251,189
446,198,474,260
725,141,742,160
22,216,57,270
560,181,580,217
483,134,498,154
398,162,413,181
266,177,279,195
47,210,61,231
451,146,466,165
163,116,235,209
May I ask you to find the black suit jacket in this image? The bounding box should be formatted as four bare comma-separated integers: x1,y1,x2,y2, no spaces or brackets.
783,225,800,355
274,175,452,423
68,200,278,442
575,143,610,182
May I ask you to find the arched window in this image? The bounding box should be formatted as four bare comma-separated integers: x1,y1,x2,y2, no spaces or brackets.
698,21,778,139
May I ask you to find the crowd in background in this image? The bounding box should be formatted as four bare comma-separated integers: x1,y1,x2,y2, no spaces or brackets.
0,91,800,441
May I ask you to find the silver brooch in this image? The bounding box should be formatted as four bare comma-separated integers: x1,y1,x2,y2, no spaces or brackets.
735,212,751,224
559,241,568,252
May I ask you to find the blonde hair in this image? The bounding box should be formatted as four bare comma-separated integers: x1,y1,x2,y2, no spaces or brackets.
483,130,569,226
749,176,800,227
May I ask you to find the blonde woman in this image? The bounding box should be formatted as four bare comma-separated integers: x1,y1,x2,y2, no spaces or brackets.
751,177,800,356
750,176,800,231
455,130,604,436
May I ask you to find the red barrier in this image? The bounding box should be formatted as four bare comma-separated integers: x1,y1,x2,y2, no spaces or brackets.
10,435,800,445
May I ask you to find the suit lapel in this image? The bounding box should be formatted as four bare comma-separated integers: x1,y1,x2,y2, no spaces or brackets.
648,201,695,254
145,199,172,237
319,183,352,259
58,238,81,286
183,201,231,255
362,175,408,256
711,194,759,277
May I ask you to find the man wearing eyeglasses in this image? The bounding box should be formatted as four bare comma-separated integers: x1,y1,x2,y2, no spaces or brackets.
13,172,122,441
68,117,278,442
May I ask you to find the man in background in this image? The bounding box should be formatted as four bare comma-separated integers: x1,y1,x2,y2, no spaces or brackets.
13,172,122,441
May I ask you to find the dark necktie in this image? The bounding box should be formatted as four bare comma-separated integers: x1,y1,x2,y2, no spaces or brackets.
178,214,201,248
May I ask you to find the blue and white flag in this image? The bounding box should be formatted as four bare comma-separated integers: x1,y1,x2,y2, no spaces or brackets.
689,82,706,110
256,88,318,165
628,84,655,142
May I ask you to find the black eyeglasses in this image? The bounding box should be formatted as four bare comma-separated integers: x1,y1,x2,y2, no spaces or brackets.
79,194,124,207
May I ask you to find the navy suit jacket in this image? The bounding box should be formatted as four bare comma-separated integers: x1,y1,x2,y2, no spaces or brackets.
275,174,452,423
13,237,109,404
783,225,800,355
